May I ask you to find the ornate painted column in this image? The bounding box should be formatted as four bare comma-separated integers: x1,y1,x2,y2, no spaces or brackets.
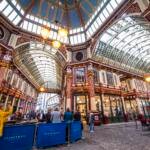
65,66,72,110
121,95,126,114
87,63,96,111
136,97,143,114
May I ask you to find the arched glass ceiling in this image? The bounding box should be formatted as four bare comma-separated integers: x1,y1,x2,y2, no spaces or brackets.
0,0,124,45
14,42,66,91
93,15,150,74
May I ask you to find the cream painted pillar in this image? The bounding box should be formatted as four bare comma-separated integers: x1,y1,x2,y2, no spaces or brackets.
17,99,21,111
90,97,96,111
12,97,16,107
121,96,126,114
16,76,20,89
87,63,96,111
130,79,136,90
4,95,9,110
0,93,2,102
87,47,92,58
66,67,72,110
135,0,149,12
10,73,15,85
136,98,143,114
66,50,72,62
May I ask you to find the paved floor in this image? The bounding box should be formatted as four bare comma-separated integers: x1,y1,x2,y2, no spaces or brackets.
38,122,150,150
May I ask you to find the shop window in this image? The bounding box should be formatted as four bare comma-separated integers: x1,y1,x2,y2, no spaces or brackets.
94,69,99,83
75,68,85,83
6,70,12,83
106,72,114,86
12,74,18,88
127,80,132,90
24,83,28,93
18,78,22,90
102,72,106,84
113,74,118,86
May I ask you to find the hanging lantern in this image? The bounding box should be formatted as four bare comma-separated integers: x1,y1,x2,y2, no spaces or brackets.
58,28,68,37
41,26,50,40
52,40,61,49
144,73,150,82
39,87,45,92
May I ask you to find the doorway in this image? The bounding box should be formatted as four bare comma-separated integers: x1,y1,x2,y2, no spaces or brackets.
73,94,89,121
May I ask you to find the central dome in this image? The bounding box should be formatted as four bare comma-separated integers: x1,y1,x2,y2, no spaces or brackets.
17,0,98,28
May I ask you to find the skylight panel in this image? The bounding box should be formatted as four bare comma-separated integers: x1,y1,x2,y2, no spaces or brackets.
73,35,78,44
13,15,21,25
99,13,106,22
103,9,110,18
93,21,99,30
116,0,123,4
32,24,38,33
30,15,35,21
16,3,21,11
11,0,17,6
37,26,42,35
110,0,118,9
34,17,39,22
3,5,13,16
8,10,17,21
86,30,91,39
81,33,86,42
49,30,54,39
106,4,114,14
0,0,8,12
28,22,33,32
70,36,74,45
53,31,57,40
39,18,43,24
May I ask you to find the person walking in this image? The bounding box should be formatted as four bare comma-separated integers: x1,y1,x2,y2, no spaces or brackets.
64,108,73,143
51,108,61,123
45,108,52,123
64,108,73,123
89,111,95,132
73,110,81,121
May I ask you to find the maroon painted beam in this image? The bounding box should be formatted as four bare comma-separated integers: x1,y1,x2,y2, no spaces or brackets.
74,0,85,27
17,0,35,26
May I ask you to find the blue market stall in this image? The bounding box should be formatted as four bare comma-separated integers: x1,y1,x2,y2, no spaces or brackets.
0,124,35,150
36,122,67,148
70,121,82,142
0,121,82,150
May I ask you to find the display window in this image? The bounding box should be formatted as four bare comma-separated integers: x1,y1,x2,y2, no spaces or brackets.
106,72,114,86
74,68,85,83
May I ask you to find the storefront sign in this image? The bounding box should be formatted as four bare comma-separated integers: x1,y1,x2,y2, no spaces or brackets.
70,121,82,142
0,124,35,150
36,123,66,148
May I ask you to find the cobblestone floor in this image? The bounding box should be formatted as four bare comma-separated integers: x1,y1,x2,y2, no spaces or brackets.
38,122,150,150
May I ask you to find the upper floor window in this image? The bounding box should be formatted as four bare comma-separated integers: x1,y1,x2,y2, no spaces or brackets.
6,70,12,83
94,69,99,83
106,72,114,86
75,68,85,83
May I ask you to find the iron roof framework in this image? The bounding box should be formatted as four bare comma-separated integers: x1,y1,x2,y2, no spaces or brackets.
93,15,150,75
14,42,66,91
0,0,124,45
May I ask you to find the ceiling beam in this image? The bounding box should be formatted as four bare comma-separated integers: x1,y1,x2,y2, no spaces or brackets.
64,0,71,28
74,0,85,27
17,0,35,26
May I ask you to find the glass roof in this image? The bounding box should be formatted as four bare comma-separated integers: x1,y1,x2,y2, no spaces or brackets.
14,42,66,91
0,0,124,45
94,15,150,74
